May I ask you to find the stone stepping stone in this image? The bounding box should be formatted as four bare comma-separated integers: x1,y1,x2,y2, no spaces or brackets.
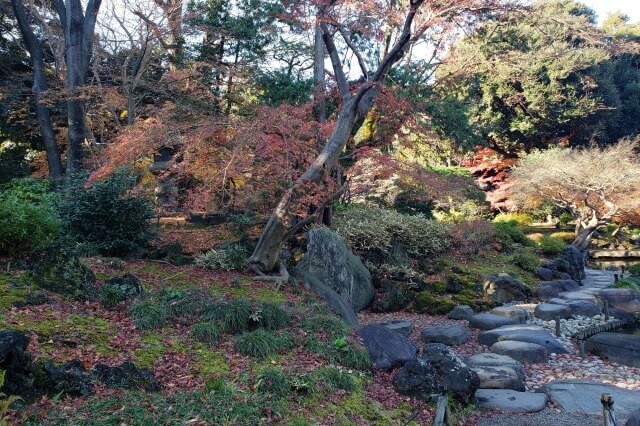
382,320,412,338
559,291,598,302
422,325,470,346
468,313,518,330
448,305,474,320
545,299,600,318
490,306,527,323
474,389,547,413
534,303,571,320
478,324,568,354
464,353,525,380
543,380,640,419
490,340,548,364
471,365,525,391
585,332,640,367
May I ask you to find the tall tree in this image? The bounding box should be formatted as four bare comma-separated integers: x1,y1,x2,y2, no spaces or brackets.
9,0,64,180
249,0,511,273
53,0,102,175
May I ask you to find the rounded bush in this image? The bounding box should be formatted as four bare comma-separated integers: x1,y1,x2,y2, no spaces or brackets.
58,169,155,256
255,369,291,397
511,249,541,272
0,178,60,256
130,299,170,330
234,329,293,359
493,212,533,227
538,236,567,255
191,321,221,346
628,264,640,276
314,367,356,391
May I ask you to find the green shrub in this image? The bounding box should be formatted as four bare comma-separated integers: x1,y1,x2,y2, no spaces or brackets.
302,315,350,340
191,321,221,346
160,288,208,319
58,169,155,256
195,244,248,271
550,231,575,243
234,329,294,359
334,343,371,371
628,264,640,276
130,299,170,330
314,367,356,391
255,369,290,398
0,178,60,256
511,249,540,272
333,205,451,257
538,236,567,255
100,285,127,308
493,212,533,227
493,221,534,251
613,277,640,292
29,243,96,299
204,299,253,334
0,141,30,184
255,302,290,330
559,212,574,226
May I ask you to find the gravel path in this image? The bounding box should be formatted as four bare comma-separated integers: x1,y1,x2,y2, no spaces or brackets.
476,408,601,426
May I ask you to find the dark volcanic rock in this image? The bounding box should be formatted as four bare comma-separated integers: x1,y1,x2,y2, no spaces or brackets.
43,359,93,397
392,358,442,398
93,362,160,391
357,324,417,370
422,343,480,402
0,330,35,399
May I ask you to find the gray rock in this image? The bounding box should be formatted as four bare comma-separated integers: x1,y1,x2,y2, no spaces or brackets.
92,362,159,391
471,365,525,391
297,228,374,313
357,324,417,371
555,271,573,280
382,320,412,338
312,284,358,327
483,273,532,303
464,353,525,381
423,343,480,402
537,280,580,301
490,306,528,323
545,298,600,318
479,324,568,354
448,305,474,321
490,340,548,364
0,330,34,399
475,389,547,413
627,408,640,426
535,303,572,320
559,245,586,283
597,288,640,312
543,380,640,418
585,332,640,367
392,358,442,398
422,325,470,346
469,313,519,330
559,291,598,302
537,267,554,281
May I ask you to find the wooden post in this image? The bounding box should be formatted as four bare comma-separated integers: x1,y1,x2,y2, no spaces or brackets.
555,315,562,337
601,393,617,426
433,393,449,426
579,339,586,357
604,301,610,321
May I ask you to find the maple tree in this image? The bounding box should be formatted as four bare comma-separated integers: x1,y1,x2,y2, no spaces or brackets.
510,139,640,249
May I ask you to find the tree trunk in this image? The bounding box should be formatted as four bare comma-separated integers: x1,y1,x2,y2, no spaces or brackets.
572,215,603,251
10,0,64,181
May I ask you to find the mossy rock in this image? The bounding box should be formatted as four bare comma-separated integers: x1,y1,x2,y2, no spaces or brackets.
413,291,456,315
28,246,96,299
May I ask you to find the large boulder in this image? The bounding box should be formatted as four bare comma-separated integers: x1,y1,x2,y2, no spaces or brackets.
382,320,413,338
597,288,640,312
422,325,470,346
0,330,35,399
392,358,442,398
104,274,144,298
490,306,527,323
422,343,480,402
483,273,531,303
93,362,159,391
357,324,417,370
372,280,415,313
585,332,640,367
297,228,374,323
558,245,586,283
534,303,571,320
537,280,581,301
464,353,525,381
627,408,640,426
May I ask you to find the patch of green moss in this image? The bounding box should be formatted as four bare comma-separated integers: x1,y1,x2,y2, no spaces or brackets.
226,283,287,303
132,333,166,368
0,273,31,312
414,291,456,315
8,310,117,356
191,344,229,376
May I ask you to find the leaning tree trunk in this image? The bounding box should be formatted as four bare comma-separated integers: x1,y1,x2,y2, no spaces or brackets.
572,215,604,251
10,0,64,180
